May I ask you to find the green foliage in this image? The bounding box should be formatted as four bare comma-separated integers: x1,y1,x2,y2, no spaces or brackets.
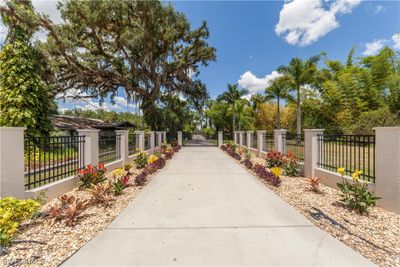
336,170,380,214
0,13,53,136
244,149,253,160
0,197,40,246
134,150,149,169
202,127,215,138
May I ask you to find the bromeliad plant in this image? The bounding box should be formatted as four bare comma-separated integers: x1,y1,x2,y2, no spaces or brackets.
47,195,89,227
336,168,380,214
308,177,323,193
265,151,284,168
77,164,107,189
282,152,300,177
0,197,40,246
134,150,149,168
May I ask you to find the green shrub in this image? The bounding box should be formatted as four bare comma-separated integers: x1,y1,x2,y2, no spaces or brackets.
134,150,149,168
0,197,40,246
336,168,380,214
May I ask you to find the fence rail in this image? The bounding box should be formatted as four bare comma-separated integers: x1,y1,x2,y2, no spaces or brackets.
262,133,274,152
99,134,121,164
284,133,304,161
317,134,375,182
24,135,85,190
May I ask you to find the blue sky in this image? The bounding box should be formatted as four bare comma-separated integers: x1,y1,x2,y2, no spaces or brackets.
1,0,399,112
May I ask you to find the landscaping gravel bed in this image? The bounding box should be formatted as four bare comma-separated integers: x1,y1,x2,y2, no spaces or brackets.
0,157,172,267
226,149,400,267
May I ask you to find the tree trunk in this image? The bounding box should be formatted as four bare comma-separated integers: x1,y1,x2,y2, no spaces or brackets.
277,96,281,129
296,87,301,135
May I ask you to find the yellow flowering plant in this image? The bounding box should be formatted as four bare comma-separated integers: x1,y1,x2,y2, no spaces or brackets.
0,197,40,246
271,167,283,178
147,154,159,165
336,168,380,214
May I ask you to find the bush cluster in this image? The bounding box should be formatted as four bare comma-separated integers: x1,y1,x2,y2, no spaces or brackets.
0,198,40,246
265,151,300,177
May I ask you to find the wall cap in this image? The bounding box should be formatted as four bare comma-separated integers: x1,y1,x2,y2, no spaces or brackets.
0,127,26,131
274,129,288,133
303,129,325,132
257,130,267,133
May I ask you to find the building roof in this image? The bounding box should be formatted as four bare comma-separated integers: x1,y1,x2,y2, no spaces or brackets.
51,115,136,130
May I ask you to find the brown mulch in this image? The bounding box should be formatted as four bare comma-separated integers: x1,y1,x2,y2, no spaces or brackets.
225,149,400,267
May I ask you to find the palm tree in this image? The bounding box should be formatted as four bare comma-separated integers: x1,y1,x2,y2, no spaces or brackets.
265,77,291,129
217,83,248,132
228,98,249,132
277,55,321,134
250,93,265,112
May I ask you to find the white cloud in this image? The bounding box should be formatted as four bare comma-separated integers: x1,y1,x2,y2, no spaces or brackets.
238,70,282,94
392,33,400,50
275,0,361,46
363,39,387,56
373,5,385,15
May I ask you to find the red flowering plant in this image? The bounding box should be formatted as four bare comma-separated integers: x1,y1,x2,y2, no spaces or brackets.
282,151,300,177
77,163,107,189
265,151,284,168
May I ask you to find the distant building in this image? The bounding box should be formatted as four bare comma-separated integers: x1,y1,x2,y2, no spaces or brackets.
50,115,136,136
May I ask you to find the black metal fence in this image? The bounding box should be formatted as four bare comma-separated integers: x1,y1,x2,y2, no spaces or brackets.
99,134,121,164
284,133,304,161
251,132,258,149
242,133,247,146
24,135,85,190
145,133,151,150
262,133,274,152
317,134,376,182
223,132,233,144
128,132,140,156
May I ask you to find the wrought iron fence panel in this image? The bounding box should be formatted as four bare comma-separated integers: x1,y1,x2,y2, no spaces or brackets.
284,133,305,161
262,133,274,152
128,132,140,155
99,134,121,164
24,135,85,190
317,134,375,182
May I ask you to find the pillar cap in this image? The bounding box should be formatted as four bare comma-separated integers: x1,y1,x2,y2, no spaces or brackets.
0,127,26,131
257,130,267,133
373,127,400,131
274,129,288,133
115,129,129,133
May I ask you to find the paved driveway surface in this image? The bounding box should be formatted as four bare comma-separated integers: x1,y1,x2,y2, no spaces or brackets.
63,147,374,266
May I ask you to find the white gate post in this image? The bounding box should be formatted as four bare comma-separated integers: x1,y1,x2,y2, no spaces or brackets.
257,130,266,157
274,129,287,153
239,132,243,147
149,131,155,151
218,131,223,147
246,131,252,148
233,131,238,144
136,131,145,150
304,129,324,178
177,131,183,146
116,130,129,164
0,127,26,198
374,127,400,214
156,131,162,146
77,129,99,166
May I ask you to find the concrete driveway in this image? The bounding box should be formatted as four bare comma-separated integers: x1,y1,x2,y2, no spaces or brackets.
63,147,374,266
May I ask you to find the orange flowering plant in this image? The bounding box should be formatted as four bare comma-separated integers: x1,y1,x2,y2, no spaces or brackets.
77,163,107,189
